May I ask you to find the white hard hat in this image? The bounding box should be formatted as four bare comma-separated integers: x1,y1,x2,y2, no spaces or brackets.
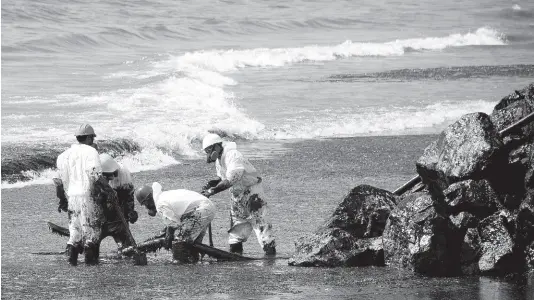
202,133,223,150
99,153,120,173
75,123,96,137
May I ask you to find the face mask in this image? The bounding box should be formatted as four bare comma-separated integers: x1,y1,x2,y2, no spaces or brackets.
206,150,218,163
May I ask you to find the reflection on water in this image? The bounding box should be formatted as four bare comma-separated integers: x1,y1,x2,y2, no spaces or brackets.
479,275,533,300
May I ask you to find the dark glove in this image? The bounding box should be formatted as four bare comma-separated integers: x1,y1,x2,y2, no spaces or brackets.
202,179,221,191
201,189,212,198
56,184,69,213
164,227,176,250
58,198,68,213
128,210,138,224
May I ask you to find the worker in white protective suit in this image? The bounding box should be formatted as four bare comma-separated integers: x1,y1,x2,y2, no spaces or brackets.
200,133,276,255
97,154,138,253
135,182,216,263
55,124,103,266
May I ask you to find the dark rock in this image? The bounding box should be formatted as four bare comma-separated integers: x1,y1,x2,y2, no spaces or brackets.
491,83,534,141
324,185,397,238
526,241,534,272
416,113,503,193
509,141,534,191
450,212,478,230
478,213,517,274
288,185,396,267
516,193,534,252
489,140,533,210
493,84,534,111
288,228,383,267
460,228,481,275
383,191,462,276
444,179,499,219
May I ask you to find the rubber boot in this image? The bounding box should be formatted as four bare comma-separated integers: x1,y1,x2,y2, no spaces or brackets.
172,241,199,264
263,240,276,255
229,242,243,254
66,244,78,266
84,242,99,265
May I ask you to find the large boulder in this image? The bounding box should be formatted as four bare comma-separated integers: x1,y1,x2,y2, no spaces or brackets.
288,228,383,267
416,112,503,192
444,179,500,219
324,185,397,238
288,185,396,267
383,192,462,276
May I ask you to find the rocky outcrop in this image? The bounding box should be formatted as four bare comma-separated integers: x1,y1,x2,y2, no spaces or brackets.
383,83,534,277
289,185,396,267
290,83,534,277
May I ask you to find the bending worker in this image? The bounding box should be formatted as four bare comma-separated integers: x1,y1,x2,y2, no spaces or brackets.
55,123,103,266
135,182,215,263
98,153,138,253
200,133,276,255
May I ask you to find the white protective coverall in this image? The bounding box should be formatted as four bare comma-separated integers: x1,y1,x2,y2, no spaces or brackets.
56,144,103,247
215,142,275,248
152,182,215,243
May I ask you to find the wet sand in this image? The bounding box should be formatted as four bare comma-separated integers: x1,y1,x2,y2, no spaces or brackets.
2,135,533,299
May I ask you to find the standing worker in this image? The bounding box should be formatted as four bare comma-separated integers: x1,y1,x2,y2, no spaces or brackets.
98,153,139,254
55,123,103,266
200,133,276,255
135,182,215,263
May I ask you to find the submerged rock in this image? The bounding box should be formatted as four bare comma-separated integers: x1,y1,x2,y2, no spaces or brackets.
289,185,396,267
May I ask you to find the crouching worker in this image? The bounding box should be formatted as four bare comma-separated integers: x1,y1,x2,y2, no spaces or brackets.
135,182,215,263
98,153,138,254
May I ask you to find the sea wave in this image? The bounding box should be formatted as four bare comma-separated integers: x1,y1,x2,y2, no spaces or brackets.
159,27,506,73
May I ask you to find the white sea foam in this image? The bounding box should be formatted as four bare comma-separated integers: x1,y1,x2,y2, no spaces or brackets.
261,100,496,139
513,4,521,10
163,27,506,73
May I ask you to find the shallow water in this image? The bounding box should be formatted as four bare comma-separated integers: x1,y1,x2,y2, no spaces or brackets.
2,136,533,299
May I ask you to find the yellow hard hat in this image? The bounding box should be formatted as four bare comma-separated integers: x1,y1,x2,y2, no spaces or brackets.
202,133,223,150
75,123,96,137
99,153,120,173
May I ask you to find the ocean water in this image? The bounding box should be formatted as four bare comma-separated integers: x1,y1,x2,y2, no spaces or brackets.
2,0,534,187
